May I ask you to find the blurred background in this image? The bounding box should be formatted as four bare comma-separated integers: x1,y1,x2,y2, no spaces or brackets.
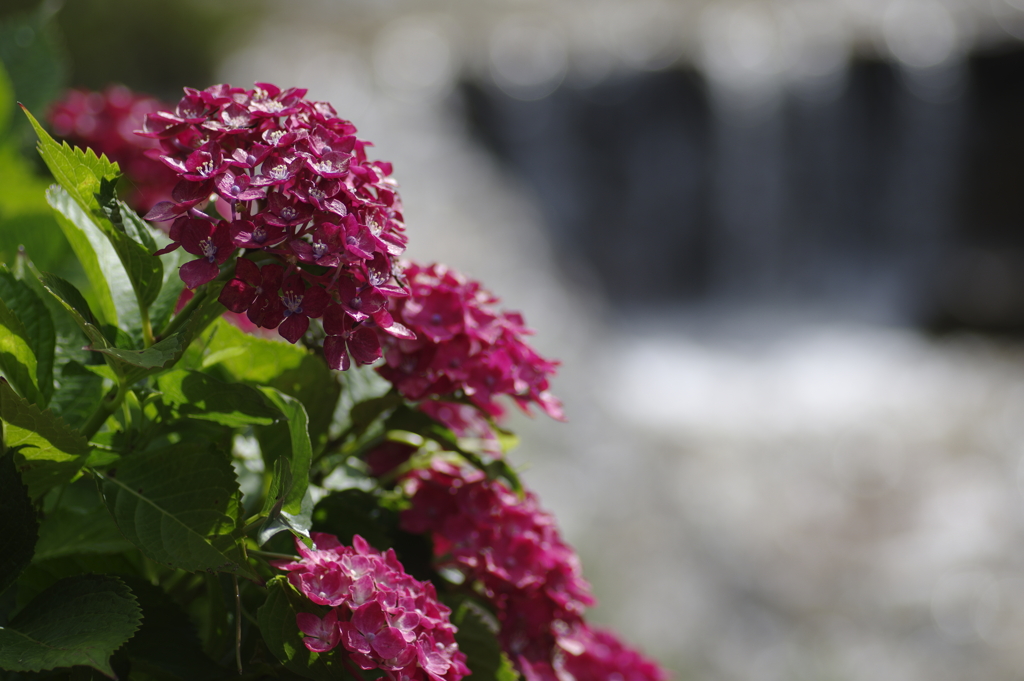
5,0,1024,678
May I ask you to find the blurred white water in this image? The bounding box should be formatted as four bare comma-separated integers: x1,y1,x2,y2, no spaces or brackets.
219,3,1024,679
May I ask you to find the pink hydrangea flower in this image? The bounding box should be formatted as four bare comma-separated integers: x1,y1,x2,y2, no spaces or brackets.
377,262,564,433
137,82,411,353
273,532,468,681
399,463,670,680
556,623,669,681
48,85,179,213
399,461,594,664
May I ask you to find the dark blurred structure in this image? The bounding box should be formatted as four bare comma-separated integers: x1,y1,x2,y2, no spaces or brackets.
0,0,254,277
460,43,1024,334
0,0,252,137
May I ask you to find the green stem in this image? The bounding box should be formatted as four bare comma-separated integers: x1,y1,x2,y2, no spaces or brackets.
80,383,128,440
157,260,239,340
241,516,266,537
157,285,209,340
249,549,297,561
234,576,243,675
141,307,154,348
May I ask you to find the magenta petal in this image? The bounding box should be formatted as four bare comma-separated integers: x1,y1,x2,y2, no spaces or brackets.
234,258,262,286
179,258,219,289
144,201,183,222
352,601,388,634
279,314,310,344
370,627,406,659
324,336,350,371
302,286,331,318
340,622,373,655
152,242,181,257
323,305,347,335
383,320,415,340
297,611,341,653
348,327,382,365
218,278,255,313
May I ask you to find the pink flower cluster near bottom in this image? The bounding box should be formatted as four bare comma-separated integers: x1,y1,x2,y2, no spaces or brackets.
273,533,468,681
399,461,668,681
519,622,671,681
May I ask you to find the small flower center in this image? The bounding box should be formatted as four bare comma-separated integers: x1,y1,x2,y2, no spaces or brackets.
265,129,285,145
280,206,297,221
309,187,326,201
281,290,304,316
269,164,288,180
198,160,214,177
200,238,217,262
223,111,247,128
350,296,362,310
312,241,328,259
252,226,267,244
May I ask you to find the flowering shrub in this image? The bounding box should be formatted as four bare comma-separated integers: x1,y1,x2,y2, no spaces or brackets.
0,83,668,681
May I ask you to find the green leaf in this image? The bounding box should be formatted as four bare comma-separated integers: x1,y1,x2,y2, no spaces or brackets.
97,441,255,579
120,578,225,681
17,477,144,596
104,210,165,312
23,104,120,217
257,576,340,681
49,361,105,431
92,194,164,311
1,379,89,499
350,390,402,438
311,488,395,552
0,296,44,407
201,318,340,451
257,464,313,547
148,247,188,335
0,574,141,677
156,369,281,428
386,405,523,494
46,185,142,337
0,267,55,406
0,453,39,595
38,271,111,350
88,281,227,385
32,506,134,563
258,388,312,516
13,552,144,618
117,199,159,254
449,597,521,681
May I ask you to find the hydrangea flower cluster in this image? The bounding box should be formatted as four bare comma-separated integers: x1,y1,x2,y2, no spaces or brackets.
137,83,413,354
378,262,563,429
557,624,669,681
273,532,468,681
400,462,667,679
400,462,605,669
48,85,178,212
